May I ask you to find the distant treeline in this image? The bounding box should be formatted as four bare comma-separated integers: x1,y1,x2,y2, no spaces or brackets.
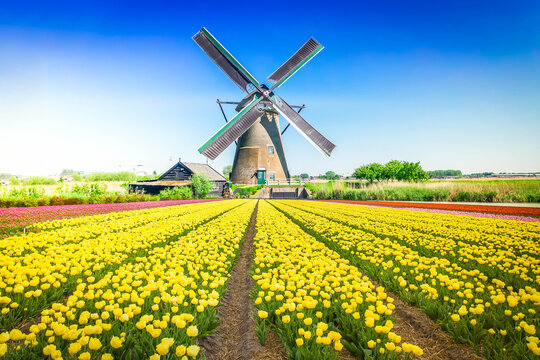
353,160,429,183
3,172,159,185
428,170,463,177
85,172,145,182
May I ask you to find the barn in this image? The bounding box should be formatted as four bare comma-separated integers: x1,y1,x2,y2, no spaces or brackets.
129,160,228,197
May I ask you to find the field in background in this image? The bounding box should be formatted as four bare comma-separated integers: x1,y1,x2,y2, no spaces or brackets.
307,178,540,203
0,181,127,196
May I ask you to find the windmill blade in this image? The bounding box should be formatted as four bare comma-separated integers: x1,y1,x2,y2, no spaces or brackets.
193,28,260,92
199,94,263,160
271,96,335,157
267,37,324,90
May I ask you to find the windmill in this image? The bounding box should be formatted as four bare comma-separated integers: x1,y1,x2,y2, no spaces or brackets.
193,27,335,184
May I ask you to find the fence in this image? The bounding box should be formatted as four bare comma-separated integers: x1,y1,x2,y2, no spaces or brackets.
265,179,305,186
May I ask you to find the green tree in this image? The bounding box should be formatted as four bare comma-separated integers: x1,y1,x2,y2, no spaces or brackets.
22,176,56,185
324,171,339,180
397,161,428,182
9,176,20,185
191,173,212,198
354,163,384,184
223,165,233,180
370,163,385,182
84,171,137,182
72,172,82,182
300,173,309,179
382,160,403,181
428,169,462,178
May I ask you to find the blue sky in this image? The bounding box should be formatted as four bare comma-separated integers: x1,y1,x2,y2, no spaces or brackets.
0,0,539,176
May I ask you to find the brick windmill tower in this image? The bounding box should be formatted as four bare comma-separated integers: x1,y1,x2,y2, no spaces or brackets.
193,28,335,184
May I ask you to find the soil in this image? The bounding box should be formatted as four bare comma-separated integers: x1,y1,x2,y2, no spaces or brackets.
386,288,485,360
200,201,288,360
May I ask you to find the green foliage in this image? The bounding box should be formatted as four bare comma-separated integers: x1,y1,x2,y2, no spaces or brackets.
72,172,82,181
319,171,340,180
84,171,137,182
307,179,540,203
382,160,403,181
9,176,20,185
191,173,212,198
235,185,263,198
223,165,233,179
467,172,494,177
21,176,56,185
354,163,384,183
136,174,160,181
300,173,309,179
428,169,463,178
355,160,428,183
8,187,45,199
159,186,192,200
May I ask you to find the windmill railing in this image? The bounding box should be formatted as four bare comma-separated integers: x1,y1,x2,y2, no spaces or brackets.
265,179,306,186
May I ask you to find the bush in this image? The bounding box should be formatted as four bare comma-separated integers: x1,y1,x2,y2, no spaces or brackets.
159,186,192,200
84,171,137,182
49,196,64,206
191,174,212,199
455,191,472,202
9,176,20,185
22,176,56,185
235,185,263,198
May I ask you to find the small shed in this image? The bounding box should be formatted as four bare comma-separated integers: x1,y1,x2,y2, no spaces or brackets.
129,161,228,197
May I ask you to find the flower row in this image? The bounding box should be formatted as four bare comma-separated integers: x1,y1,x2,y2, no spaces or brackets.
0,200,222,238
251,201,422,359
1,200,255,359
0,200,239,330
273,200,539,359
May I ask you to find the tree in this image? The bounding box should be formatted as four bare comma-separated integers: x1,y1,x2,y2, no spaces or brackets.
322,171,339,180
427,170,462,178
397,161,428,182
382,160,403,181
223,165,233,180
72,172,82,182
300,173,309,179
354,163,384,184
370,163,385,182
191,173,212,198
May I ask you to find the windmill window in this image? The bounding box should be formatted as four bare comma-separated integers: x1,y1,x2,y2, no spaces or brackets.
268,145,274,154
269,172,275,180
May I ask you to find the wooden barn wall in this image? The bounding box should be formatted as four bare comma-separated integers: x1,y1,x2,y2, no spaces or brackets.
159,164,192,181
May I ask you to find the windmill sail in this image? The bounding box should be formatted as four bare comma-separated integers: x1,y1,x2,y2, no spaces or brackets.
272,97,335,157
199,94,263,160
193,28,260,92
268,38,324,90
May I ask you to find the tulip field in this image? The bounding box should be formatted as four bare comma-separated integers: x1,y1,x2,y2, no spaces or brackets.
0,199,538,359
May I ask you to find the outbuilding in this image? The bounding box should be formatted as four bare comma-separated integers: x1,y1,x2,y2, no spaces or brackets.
129,160,228,197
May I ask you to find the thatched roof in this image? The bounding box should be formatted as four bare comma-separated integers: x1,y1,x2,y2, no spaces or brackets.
183,162,226,182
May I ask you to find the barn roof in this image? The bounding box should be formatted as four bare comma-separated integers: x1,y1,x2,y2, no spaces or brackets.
183,162,227,182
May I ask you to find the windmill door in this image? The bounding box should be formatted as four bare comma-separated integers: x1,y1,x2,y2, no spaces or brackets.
256,169,266,185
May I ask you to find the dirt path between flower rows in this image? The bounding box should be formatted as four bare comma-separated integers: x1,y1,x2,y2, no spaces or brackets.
200,201,288,360
383,286,484,360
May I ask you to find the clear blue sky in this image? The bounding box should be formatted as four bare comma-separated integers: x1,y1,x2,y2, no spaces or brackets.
1,0,539,176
